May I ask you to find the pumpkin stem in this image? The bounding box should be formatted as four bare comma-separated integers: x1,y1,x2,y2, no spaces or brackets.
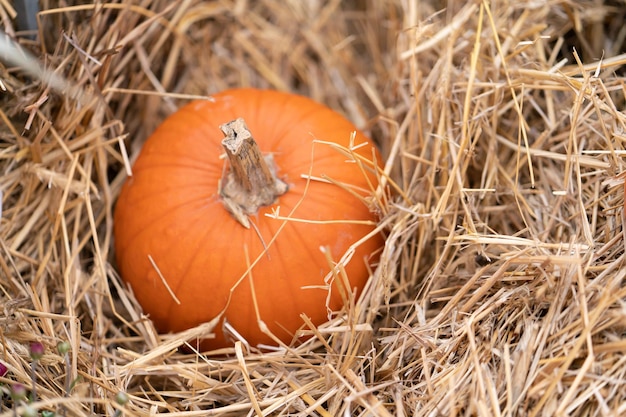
219,118,289,228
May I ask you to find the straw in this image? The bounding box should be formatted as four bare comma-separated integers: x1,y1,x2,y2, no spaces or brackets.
1,1,625,415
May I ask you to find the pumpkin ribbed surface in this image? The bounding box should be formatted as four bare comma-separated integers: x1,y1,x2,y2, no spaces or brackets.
114,88,383,350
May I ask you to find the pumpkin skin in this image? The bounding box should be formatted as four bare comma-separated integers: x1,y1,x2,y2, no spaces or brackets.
114,88,383,350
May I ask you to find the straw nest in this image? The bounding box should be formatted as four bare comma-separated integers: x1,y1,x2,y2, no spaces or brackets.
1,1,626,416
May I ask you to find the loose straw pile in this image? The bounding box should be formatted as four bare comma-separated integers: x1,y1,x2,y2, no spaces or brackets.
1,1,625,415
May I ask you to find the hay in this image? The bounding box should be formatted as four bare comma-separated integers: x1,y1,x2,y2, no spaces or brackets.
1,0,626,415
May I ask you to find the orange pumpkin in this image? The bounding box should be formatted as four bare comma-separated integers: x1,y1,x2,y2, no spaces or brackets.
114,88,383,350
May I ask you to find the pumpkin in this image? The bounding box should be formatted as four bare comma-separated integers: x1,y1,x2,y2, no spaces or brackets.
113,88,383,350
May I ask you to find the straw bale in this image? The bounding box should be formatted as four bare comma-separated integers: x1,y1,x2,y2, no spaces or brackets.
1,0,625,416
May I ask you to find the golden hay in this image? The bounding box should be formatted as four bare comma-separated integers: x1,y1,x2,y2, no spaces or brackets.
1,0,626,415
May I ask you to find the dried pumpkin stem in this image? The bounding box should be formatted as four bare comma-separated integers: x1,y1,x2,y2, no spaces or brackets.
220,118,288,228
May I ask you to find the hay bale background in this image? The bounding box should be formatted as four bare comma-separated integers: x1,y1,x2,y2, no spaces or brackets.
1,1,625,415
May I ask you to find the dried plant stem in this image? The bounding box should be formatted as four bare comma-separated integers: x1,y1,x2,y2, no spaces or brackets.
30,361,37,402
64,352,71,394
219,118,288,228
